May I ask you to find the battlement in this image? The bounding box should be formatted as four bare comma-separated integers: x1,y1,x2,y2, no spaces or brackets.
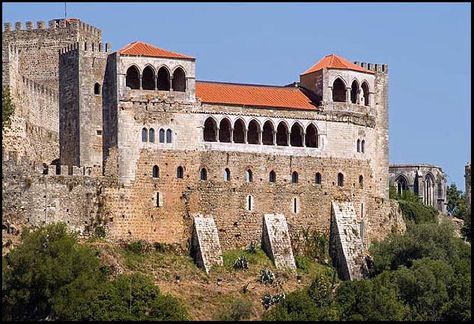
353,61,388,73
58,41,111,55
3,18,101,36
21,75,58,99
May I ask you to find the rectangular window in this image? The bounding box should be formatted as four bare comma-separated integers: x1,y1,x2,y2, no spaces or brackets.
155,192,163,207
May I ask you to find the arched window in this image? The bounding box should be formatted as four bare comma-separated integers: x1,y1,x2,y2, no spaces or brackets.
246,195,253,211
203,117,217,142
276,122,289,146
262,121,274,145
233,119,245,143
292,171,298,184
357,139,361,152
337,173,344,187
247,120,260,144
361,140,365,153
269,170,276,183
141,128,148,142
126,66,140,89
172,67,186,92
350,80,359,104
177,166,184,179
305,124,318,148
315,172,322,184
246,169,253,183
219,118,231,143
157,67,170,91
332,78,346,102
292,197,299,214
149,128,155,143
94,82,101,95
395,175,408,196
152,165,159,178
424,173,435,206
200,168,207,181
142,66,155,90
290,123,303,147
359,175,364,188
361,82,369,106
159,129,165,143
166,129,172,143
224,168,231,181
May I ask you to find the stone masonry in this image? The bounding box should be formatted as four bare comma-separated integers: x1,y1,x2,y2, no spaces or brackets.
262,214,296,270
2,17,406,278
191,215,223,273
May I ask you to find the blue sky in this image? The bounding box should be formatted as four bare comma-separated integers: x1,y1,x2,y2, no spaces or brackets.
3,2,471,189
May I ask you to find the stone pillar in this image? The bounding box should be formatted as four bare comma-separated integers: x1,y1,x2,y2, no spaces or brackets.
230,128,234,143
302,132,306,147
288,132,291,147
139,74,143,90
346,87,351,103
273,131,277,146
258,130,262,145
328,87,333,102
244,128,248,144
169,76,173,92
216,127,220,142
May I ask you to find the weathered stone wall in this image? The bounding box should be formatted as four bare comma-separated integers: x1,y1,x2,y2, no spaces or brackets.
2,154,102,235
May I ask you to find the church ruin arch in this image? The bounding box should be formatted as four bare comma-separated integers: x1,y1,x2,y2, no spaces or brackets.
126,65,140,89
332,78,346,102
157,66,170,90
247,119,260,144
276,122,289,146
233,119,246,144
172,67,186,92
262,120,274,145
203,117,217,142
219,118,232,143
142,65,155,90
290,122,303,147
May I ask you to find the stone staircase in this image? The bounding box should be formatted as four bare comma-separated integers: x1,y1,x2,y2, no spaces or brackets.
262,214,296,270
331,201,366,280
192,215,223,273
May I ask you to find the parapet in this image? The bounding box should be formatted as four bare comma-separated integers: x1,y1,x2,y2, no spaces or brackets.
21,75,59,100
353,61,388,73
3,18,101,36
59,41,111,55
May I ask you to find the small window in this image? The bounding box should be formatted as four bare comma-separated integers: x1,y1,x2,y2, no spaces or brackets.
155,192,163,207
149,128,155,143
361,202,364,218
246,169,253,183
159,129,165,143
361,140,365,153
94,83,101,95
224,168,231,182
96,130,102,136
246,195,253,211
292,197,299,214
142,128,148,142
269,170,276,183
337,173,344,187
292,171,298,184
200,168,207,181
357,139,360,152
166,129,172,143
177,166,184,179
359,175,364,188
315,172,322,185
152,165,159,178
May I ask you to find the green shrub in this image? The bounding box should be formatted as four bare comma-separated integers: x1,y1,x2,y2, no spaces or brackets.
300,228,329,263
263,289,320,321
398,200,438,224
2,86,15,129
94,226,106,238
127,240,144,254
215,298,254,321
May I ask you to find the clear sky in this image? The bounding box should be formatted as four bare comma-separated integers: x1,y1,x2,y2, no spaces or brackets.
3,2,471,189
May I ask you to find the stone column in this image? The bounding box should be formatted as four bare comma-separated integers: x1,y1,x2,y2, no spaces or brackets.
346,87,351,103
287,132,291,147
258,130,262,145
302,132,306,147
169,76,173,93
244,128,248,144
139,74,143,90
328,87,333,102
216,127,220,142
154,76,158,90
273,131,277,146
230,128,234,143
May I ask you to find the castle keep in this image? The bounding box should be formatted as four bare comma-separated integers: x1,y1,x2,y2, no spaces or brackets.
2,18,405,278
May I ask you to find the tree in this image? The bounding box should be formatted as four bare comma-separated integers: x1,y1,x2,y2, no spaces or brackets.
2,86,15,130
446,183,468,219
2,223,102,321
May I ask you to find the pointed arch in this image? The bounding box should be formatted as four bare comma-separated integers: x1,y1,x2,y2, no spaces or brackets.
219,118,232,143
152,165,159,178
332,77,346,102
159,128,165,143
395,174,408,196
292,171,299,184
305,123,318,148
142,65,155,90
172,67,186,92
204,117,217,142
141,128,148,142
262,120,275,145
149,128,155,143
350,79,359,104
276,121,289,146
290,122,303,147
177,166,184,179
166,129,172,143
233,119,246,143
126,65,140,89
224,168,231,182
200,167,207,181
361,81,370,106
157,66,170,90
246,169,253,183
247,119,260,144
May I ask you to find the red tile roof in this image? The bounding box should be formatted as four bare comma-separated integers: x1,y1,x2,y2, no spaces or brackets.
118,41,194,60
196,81,316,110
301,54,373,75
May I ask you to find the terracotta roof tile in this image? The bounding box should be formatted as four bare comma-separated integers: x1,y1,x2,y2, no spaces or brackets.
301,54,373,75
118,41,194,60
196,81,316,110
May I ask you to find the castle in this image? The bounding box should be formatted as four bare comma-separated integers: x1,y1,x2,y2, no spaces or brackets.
2,18,405,278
